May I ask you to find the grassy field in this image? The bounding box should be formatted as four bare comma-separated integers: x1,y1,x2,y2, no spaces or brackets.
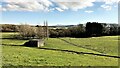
1,32,119,66
61,36,118,56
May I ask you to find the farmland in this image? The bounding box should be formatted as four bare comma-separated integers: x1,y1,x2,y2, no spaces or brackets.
61,36,118,56
1,32,119,66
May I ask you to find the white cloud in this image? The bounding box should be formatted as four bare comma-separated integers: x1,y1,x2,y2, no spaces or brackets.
2,0,53,12
52,0,95,2
0,5,2,12
2,0,96,12
101,5,112,10
97,0,119,10
114,5,117,7
2,0,120,12
85,10,94,13
55,7,64,12
53,0,96,11
96,0,120,4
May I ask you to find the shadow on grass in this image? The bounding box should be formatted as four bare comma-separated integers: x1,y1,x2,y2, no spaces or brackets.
2,43,120,58
59,38,105,54
39,47,120,58
1,38,29,40
2,44,24,46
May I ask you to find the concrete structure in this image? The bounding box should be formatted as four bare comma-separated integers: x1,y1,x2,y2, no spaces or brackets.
24,39,44,47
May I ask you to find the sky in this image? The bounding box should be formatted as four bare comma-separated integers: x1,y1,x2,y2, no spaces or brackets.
0,0,119,26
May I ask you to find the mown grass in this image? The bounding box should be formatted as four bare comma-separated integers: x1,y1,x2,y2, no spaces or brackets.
2,45,118,66
1,32,28,46
44,38,101,54
0,32,18,38
1,32,118,66
61,36,118,56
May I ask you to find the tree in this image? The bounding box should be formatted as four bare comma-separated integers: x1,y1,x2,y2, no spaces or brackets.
118,26,120,35
36,26,45,39
49,29,59,38
102,24,110,35
86,22,103,37
109,24,118,35
1,24,19,32
18,24,45,39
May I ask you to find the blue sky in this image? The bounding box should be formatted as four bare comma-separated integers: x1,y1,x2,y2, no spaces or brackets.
1,0,118,26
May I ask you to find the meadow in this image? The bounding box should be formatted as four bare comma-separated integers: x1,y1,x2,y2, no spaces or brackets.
61,36,118,56
1,32,119,66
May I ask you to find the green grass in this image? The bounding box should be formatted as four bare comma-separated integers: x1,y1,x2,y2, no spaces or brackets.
1,32,28,45
61,36,118,56
2,46,118,66
0,32,18,38
1,32,119,66
44,38,101,54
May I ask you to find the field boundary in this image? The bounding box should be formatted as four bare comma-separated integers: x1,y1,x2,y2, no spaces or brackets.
39,47,120,58
59,38,106,54
2,43,120,58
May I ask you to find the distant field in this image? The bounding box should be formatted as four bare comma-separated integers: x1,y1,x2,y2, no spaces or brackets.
1,32,119,66
1,32,18,38
61,36,118,56
1,32,28,46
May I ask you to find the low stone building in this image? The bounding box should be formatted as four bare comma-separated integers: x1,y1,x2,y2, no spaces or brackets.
24,39,44,47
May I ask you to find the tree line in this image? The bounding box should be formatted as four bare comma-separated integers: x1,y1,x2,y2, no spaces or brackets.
0,22,120,38
0,24,46,39
49,22,120,38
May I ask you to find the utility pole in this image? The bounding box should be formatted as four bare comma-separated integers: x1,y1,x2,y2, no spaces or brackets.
46,21,49,40
14,25,15,36
44,21,46,40
43,20,49,40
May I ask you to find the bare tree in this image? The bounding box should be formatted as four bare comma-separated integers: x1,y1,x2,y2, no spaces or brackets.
18,24,45,39
36,26,44,39
18,24,35,39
